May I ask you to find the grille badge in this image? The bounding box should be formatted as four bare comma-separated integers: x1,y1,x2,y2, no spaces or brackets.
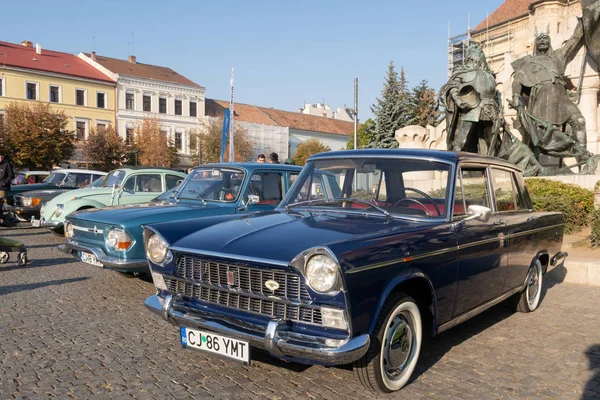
264,280,280,292
227,271,236,286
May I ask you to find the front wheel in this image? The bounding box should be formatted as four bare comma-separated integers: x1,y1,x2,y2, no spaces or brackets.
516,260,543,312
354,293,422,392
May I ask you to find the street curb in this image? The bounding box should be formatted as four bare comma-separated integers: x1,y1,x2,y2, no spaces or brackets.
557,259,600,286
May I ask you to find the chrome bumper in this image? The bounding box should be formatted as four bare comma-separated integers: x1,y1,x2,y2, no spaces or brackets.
145,294,370,365
58,240,148,271
547,251,568,273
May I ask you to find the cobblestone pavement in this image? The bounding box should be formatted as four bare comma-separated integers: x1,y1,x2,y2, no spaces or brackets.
1,226,599,399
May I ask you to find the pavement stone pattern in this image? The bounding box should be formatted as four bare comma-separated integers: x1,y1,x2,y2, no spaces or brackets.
0,226,599,399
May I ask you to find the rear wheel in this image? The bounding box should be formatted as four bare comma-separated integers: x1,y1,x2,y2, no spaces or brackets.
0,252,9,264
516,260,543,312
354,293,422,392
17,252,28,266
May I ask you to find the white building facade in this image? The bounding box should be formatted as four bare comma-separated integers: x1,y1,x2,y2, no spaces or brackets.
300,102,353,122
79,53,206,167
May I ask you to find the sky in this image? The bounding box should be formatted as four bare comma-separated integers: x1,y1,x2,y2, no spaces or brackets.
0,0,504,120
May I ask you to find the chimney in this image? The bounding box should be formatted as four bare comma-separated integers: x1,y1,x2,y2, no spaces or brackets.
35,43,42,55
21,40,33,47
128,55,136,63
91,51,96,60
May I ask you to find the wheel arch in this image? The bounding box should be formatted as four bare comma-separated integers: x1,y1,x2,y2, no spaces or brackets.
368,272,437,337
531,250,549,275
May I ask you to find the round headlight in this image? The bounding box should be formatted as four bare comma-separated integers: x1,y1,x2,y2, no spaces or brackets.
146,233,169,264
55,204,64,217
305,254,339,293
65,222,74,239
23,198,32,207
106,229,118,248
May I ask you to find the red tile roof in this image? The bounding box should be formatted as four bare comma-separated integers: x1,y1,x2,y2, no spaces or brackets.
0,41,114,83
474,0,533,32
205,99,353,136
86,53,201,88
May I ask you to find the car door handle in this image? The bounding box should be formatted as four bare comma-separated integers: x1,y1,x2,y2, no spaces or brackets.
527,216,536,222
493,220,506,226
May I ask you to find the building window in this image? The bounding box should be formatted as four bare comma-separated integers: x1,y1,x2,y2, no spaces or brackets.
76,89,86,106
49,85,61,103
175,131,182,150
159,98,167,114
76,120,87,141
126,127,134,145
189,101,197,117
143,95,151,112
26,82,38,100
96,122,108,133
97,92,106,109
175,99,182,115
126,93,134,110
0,78,4,97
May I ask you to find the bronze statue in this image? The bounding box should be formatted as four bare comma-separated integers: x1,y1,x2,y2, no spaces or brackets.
440,44,500,155
511,21,587,149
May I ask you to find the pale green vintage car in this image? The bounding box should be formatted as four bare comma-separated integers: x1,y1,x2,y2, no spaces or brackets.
37,167,186,235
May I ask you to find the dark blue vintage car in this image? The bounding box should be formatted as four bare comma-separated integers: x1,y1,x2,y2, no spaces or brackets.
142,149,566,393
59,163,304,274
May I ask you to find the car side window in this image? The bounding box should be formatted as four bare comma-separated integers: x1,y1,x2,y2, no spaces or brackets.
166,174,182,190
453,167,490,218
293,174,326,203
245,172,284,204
289,173,299,188
133,174,163,192
513,173,531,210
491,168,517,212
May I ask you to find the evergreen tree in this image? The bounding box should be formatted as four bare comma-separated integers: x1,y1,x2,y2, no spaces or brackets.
370,62,411,148
408,79,440,127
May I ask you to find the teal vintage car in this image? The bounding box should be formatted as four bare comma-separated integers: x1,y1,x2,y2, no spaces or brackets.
38,167,186,235
58,163,306,274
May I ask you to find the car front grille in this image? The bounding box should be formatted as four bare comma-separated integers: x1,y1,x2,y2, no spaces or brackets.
175,254,312,302
164,277,323,325
13,196,23,207
170,254,321,325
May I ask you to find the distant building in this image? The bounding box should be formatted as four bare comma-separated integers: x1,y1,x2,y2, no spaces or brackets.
0,40,116,139
449,0,599,153
79,52,205,167
300,102,353,122
206,99,353,160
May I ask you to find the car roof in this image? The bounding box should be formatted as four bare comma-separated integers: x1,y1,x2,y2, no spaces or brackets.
111,167,186,174
307,149,521,172
196,162,304,172
53,168,107,175
16,171,49,175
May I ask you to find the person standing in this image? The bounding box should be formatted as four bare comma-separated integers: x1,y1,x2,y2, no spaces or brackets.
257,154,266,163
269,152,279,164
0,152,14,204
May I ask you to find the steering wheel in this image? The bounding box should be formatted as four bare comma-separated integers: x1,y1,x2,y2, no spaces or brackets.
392,187,442,216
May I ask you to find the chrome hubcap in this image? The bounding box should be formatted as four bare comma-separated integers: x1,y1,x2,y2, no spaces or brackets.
527,265,540,305
383,313,414,380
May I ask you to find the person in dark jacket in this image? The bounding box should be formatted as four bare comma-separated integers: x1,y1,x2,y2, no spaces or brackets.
0,152,15,204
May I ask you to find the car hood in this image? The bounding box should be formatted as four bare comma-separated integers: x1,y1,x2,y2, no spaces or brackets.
70,201,225,225
15,189,69,198
171,211,425,264
11,182,58,193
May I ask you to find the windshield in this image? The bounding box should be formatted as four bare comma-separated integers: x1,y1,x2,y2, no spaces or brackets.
12,173,26,185
88,177,103,188
282,157,452,219
44,172,67,184
176,167,245,202
100,170,126,187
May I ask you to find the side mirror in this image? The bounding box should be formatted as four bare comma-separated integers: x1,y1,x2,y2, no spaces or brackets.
462,205,492,223
247,194,260,206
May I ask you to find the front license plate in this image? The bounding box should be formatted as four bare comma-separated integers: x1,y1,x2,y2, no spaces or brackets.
180,327,250,363
80,251,103,267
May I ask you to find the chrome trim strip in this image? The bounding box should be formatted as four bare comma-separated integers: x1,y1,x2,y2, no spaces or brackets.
437,284,523,334
458,237,499,249
508,223,564,239
72,225,104,234
169,247,289,268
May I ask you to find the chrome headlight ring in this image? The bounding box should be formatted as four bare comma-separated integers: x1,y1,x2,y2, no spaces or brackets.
64,222,74,239
290,247,343,295
105,227,134,251
143,227,173,266
55,204,64,217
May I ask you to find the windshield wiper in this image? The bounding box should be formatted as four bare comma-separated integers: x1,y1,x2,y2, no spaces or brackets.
285,197,392,220
185,189,206,205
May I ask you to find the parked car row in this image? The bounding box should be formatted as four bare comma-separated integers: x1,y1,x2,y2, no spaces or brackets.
35,150,568,393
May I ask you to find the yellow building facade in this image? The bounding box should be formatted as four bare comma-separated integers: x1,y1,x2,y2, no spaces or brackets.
0,41,116,141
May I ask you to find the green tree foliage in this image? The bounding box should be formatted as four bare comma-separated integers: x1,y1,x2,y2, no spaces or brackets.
134,117,179,168
525,178,594,234
0,102,74,169
409,79,440,127
292,138,331,166
199,118,253,164
82,125,127,171
370,62,411,148
346,118,375,149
